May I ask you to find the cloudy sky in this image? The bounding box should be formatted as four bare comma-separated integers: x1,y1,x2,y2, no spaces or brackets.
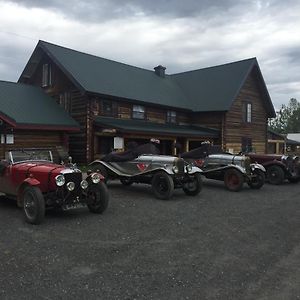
0,0,299,109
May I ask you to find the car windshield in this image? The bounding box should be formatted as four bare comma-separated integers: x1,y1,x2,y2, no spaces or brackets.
7,149,53,163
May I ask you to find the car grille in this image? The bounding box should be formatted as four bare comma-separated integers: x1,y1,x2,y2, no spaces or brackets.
244,157,251,174
175,158,185,175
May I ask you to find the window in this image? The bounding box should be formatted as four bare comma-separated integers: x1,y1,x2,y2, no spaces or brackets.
242,137,253,153
167,111,177,123
42,63,52,87
132,105,145,119
59,92,71,112
102,100,113,116
243,102,252,123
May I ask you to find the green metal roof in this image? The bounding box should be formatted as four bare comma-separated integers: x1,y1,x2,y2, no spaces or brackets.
0,81,79,130
94,116,219,137
19,40,275,117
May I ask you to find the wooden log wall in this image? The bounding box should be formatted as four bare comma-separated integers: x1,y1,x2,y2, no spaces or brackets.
224,71,268,153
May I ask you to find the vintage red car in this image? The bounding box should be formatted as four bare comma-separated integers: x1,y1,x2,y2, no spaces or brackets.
0,149,109,224
246,153,300,185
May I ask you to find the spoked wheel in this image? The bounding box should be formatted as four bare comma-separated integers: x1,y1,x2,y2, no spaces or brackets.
23,186,45,225
151,172,174,200
224,169,244,192
87,182,109,214
248,169,265,189
266,165,284,185
183,173,203,196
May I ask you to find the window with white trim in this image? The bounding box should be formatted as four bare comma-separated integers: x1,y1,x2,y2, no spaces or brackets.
243,102,252,123
42,63,52,87
167,110,177,123
132,105,145,119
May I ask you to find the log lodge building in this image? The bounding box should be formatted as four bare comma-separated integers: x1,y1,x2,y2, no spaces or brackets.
1,40,276,163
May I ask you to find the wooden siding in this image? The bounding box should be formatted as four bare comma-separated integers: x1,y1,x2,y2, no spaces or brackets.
191,112,224,130
224,71,268,153
0,130,65,161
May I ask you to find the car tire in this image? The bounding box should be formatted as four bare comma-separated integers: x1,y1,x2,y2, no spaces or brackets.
87,182,109,214
23,186,45,225
183,173,203,196
120,178,133,186
224,169,244,192
266,165,285,185
248,169,265,189
91,164,108,183
151,171,174,200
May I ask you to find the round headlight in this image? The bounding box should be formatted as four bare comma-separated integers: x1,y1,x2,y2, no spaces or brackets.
80,180,89,189
66,181,75,191
172,166,179,174
55,174,65,187
91,173,101,184
186,164,193,172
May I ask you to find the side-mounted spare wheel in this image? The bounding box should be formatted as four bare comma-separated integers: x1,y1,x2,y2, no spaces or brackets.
183,173,203,196
224,168,244,192
151,171,174,200
87,182,109,214
22,186,45,225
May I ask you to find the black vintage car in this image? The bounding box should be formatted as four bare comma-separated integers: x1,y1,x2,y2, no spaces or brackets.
88,143,203,200
181,144,266,192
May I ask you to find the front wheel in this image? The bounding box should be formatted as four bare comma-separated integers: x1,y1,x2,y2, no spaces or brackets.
87,182,109,214
224,169,244,192
248,169,265,189
183,173,203,196
151,172,174,200
23,186,45,225
266,165,284,185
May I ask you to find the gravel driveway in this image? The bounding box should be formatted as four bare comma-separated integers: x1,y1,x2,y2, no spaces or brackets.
0,179,299,300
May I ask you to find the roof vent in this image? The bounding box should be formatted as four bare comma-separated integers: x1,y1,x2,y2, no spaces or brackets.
154,65,166,78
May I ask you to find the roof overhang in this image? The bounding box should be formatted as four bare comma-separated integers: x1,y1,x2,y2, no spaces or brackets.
94,116,219,138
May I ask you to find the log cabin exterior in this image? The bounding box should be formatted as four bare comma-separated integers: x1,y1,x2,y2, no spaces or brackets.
18,40,275,163
0,81,79,161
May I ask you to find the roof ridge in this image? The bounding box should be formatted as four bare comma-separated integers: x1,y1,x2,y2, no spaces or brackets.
39,40,167,76
171,57,257,76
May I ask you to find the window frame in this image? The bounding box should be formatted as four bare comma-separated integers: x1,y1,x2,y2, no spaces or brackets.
42,63,52,87
102,100,114,116
243,102,252,123
166,110,177,124
132,105,145,120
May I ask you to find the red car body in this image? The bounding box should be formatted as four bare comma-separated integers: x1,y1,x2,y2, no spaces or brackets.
0,149,109,224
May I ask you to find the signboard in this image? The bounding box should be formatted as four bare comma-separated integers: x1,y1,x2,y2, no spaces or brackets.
114,137,124,149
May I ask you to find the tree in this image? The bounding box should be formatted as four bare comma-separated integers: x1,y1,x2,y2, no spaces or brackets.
269,98,300,133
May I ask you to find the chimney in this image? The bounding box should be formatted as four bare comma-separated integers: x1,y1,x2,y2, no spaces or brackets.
154,65,166,78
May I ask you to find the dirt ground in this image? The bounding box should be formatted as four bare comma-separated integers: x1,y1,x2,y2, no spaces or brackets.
0,179,299,299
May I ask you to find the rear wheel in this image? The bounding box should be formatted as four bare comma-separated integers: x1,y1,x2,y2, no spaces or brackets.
87,182,109,214
248,169,265,189
267,165,285,185
151,172,174,200
183,173,203,196
224,169,244,192
23,186,45,225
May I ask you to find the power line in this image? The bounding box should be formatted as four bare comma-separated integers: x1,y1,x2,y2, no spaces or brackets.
0,30,37,41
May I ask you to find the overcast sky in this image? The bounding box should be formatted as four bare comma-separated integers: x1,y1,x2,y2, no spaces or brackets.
0,0,299,109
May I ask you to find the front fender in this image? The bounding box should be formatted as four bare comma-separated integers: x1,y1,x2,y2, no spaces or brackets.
250,163,266,173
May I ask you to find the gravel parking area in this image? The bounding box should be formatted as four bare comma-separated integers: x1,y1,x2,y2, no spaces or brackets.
0,179,299,300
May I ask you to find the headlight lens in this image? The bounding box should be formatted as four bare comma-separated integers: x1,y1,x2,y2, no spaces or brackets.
91,173,101,184
172,166,179,173
186,164,193,172
80,180,89,189
66,181,75,191
55,174,65,187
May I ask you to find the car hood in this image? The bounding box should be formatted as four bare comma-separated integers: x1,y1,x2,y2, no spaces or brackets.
12,161,68,175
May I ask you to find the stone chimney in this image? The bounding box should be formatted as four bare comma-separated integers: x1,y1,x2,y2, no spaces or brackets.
154,65,166,78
